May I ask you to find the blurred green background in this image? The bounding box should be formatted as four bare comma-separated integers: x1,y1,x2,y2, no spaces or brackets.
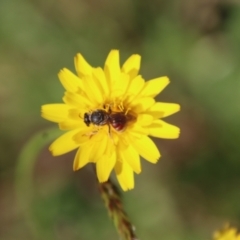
1,0,240,239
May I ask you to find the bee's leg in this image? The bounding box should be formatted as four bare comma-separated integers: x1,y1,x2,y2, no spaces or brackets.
83,126,99,139
103,103,112,113
83,131,97,139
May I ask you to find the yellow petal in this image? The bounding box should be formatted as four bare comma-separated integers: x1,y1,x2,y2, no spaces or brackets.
104,50,120,90
131,97,155,113
140,76,170,98
128,124,149,135
58,68,82,92
89,131,108,161
68,108,83,120
96,151,116,182
111,72,130,99
146,102,180,119
73,128,97,145
49,129,80,156
115,160,134,191
82,75,104,105
73,143,94,170
92,67,110,101
118,141,141,174
59,120,86,130
136,114,154,126
41,104,71,123
127,134,160,163
122,54,141,79
74,53,93,77
63,91,91,109
124,75,145,102
148,120,180,139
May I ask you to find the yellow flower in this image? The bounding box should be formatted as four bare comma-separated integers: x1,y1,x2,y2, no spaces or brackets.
214,226,240,240
41,50,180,191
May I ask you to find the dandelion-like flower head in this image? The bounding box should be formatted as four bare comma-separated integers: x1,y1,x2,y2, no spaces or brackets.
41,50,180,191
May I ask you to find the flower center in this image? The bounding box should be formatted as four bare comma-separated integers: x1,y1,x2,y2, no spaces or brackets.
83,100,136,134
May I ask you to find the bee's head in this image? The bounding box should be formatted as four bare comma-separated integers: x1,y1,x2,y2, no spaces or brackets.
83,113,91,126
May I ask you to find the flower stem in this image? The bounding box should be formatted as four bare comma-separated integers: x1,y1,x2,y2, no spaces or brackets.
99,180,138,240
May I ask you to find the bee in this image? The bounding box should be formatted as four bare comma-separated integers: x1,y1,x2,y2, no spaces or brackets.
84,109,134,132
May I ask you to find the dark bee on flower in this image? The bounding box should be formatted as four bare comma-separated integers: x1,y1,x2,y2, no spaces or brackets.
84,109,134,132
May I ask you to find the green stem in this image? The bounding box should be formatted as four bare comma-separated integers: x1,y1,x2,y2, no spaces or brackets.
99,180,138,240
